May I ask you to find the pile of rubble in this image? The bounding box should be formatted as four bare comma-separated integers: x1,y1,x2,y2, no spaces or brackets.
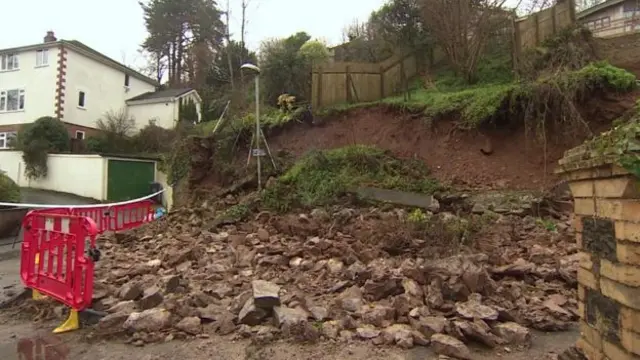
90,205,579,358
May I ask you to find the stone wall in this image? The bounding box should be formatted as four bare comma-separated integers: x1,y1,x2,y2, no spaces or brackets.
558,151,640,360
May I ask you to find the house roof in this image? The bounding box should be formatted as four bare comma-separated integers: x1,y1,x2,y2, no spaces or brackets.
577,0,624,19
0,39,159,86
126,88,195,102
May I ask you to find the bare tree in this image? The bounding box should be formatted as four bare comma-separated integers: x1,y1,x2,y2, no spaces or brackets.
240,0,250,83
420,0,511,83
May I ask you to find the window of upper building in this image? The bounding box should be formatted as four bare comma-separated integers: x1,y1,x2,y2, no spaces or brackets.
78,91,86,108
36,49,49,67
0,89,25,112
0,53,19,71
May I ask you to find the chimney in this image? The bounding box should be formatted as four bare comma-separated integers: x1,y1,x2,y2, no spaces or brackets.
44,31,57,43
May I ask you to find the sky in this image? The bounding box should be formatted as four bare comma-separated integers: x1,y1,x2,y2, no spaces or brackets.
0,0,387,71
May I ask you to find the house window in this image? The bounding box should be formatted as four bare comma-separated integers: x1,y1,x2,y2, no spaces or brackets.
36,49,49,67
0,53,19,71
0,89,25,112
124,74,130,87
78,91,86,108
75,130,85,140
603,17,611,28
0,132,17,149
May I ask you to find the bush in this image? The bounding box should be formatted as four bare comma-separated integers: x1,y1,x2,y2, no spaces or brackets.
262,145,441,211
16,116,70,179
0,171,20,203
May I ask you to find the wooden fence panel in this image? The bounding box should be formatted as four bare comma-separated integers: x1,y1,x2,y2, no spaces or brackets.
312,53,417,109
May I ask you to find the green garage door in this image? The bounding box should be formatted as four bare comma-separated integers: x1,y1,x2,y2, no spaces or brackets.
107,159,155,201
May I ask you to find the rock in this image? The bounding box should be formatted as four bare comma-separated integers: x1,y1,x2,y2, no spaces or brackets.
362,305,396,328
256,228,270,241
119,282,142,301
123,308,171,332
309,306,329,321
363,277,404,301
413,316,447,338
238,298,268,326
338,286,364,312
356,326,380,339
402,278,423,298
97,312,130,330
455,297,498,321
321,320,341,339
431,334,472,360
176,316,202,335
428,198,441,213
252,280,281,308
107,300,136,314
381,324,414,348
454,319,502,348
273,306,309,327
163,275,181,293
139,286,164,310
493,322,531,345
310,208,330,222
492,258,535,277
326,258,344,274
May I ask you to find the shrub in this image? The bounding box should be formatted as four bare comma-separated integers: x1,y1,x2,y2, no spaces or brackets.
0,171,20,202
16,116,70,179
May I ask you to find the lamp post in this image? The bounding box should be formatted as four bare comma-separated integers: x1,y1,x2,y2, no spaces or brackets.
240,63,262,190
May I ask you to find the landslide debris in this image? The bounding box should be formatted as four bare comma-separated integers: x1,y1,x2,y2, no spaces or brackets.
88,200,579,356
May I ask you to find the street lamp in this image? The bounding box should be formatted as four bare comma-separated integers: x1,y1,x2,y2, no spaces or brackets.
240,63,263,190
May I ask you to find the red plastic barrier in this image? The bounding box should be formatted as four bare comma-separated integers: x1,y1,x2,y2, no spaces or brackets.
31,200,155,234
20,213,98,311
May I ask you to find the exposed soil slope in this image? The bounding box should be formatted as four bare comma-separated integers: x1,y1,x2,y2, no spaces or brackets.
266,91,638,190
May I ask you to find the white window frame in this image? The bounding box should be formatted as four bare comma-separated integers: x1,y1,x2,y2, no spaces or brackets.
0,89,25,112
0,132,17,149
75,130,85,140
36,49,49,67
78,91,86,109
0,53,19,71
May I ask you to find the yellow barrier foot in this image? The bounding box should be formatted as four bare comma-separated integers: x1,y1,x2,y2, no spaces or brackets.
53,310,79,334
32,289,47,301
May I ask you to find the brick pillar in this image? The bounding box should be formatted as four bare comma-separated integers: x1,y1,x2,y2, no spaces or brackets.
557,146,640,360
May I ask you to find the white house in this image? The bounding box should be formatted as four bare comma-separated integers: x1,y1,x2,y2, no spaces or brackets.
0,31,202,149
578,0,640,37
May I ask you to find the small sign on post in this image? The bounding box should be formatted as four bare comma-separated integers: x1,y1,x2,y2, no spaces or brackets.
252,149,266,157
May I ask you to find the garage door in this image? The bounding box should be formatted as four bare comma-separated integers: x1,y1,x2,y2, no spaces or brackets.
107,159,155,201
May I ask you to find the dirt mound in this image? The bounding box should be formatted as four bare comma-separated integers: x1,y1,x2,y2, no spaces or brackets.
84,200,579,355
264,91,638,191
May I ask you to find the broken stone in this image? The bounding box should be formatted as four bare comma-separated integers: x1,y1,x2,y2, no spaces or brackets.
176,316,202,335
256,228,270,241
414,316,448,338
362,305,396,328
238,298,268,326
309,306,329,321
163,275,181,293
252,280,281,309
123,308,171,332
326,258,344,274
493,322,531,345
402,278,423,298
363,277,404,301
118,282,142,301
97,312,130,330
273,306,309,327
338,286,364,312
455,297,498,321
454,319,501,348
381,324,414,348
107,300,136,314
356,326,380,339
321,320,341,339
139,286,164,310
431,334,472,360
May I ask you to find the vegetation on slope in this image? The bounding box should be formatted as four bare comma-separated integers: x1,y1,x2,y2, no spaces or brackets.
262,145,441,211
0,172,20,203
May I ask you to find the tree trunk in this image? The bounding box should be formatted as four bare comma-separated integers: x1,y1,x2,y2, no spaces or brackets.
225,0,235,90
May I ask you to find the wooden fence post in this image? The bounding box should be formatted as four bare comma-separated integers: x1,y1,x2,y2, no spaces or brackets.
512,18,521,76
552,5,558,34
317,66,323,109
379,65,385,100
346,66,352,103
534,13,540,46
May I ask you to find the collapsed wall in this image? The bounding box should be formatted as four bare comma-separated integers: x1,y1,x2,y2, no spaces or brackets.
557,136,640,360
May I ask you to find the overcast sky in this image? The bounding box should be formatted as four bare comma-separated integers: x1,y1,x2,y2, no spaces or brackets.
0,0,386,70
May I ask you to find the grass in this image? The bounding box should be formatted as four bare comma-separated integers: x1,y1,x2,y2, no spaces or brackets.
318,61,636,129
261,145,441,211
